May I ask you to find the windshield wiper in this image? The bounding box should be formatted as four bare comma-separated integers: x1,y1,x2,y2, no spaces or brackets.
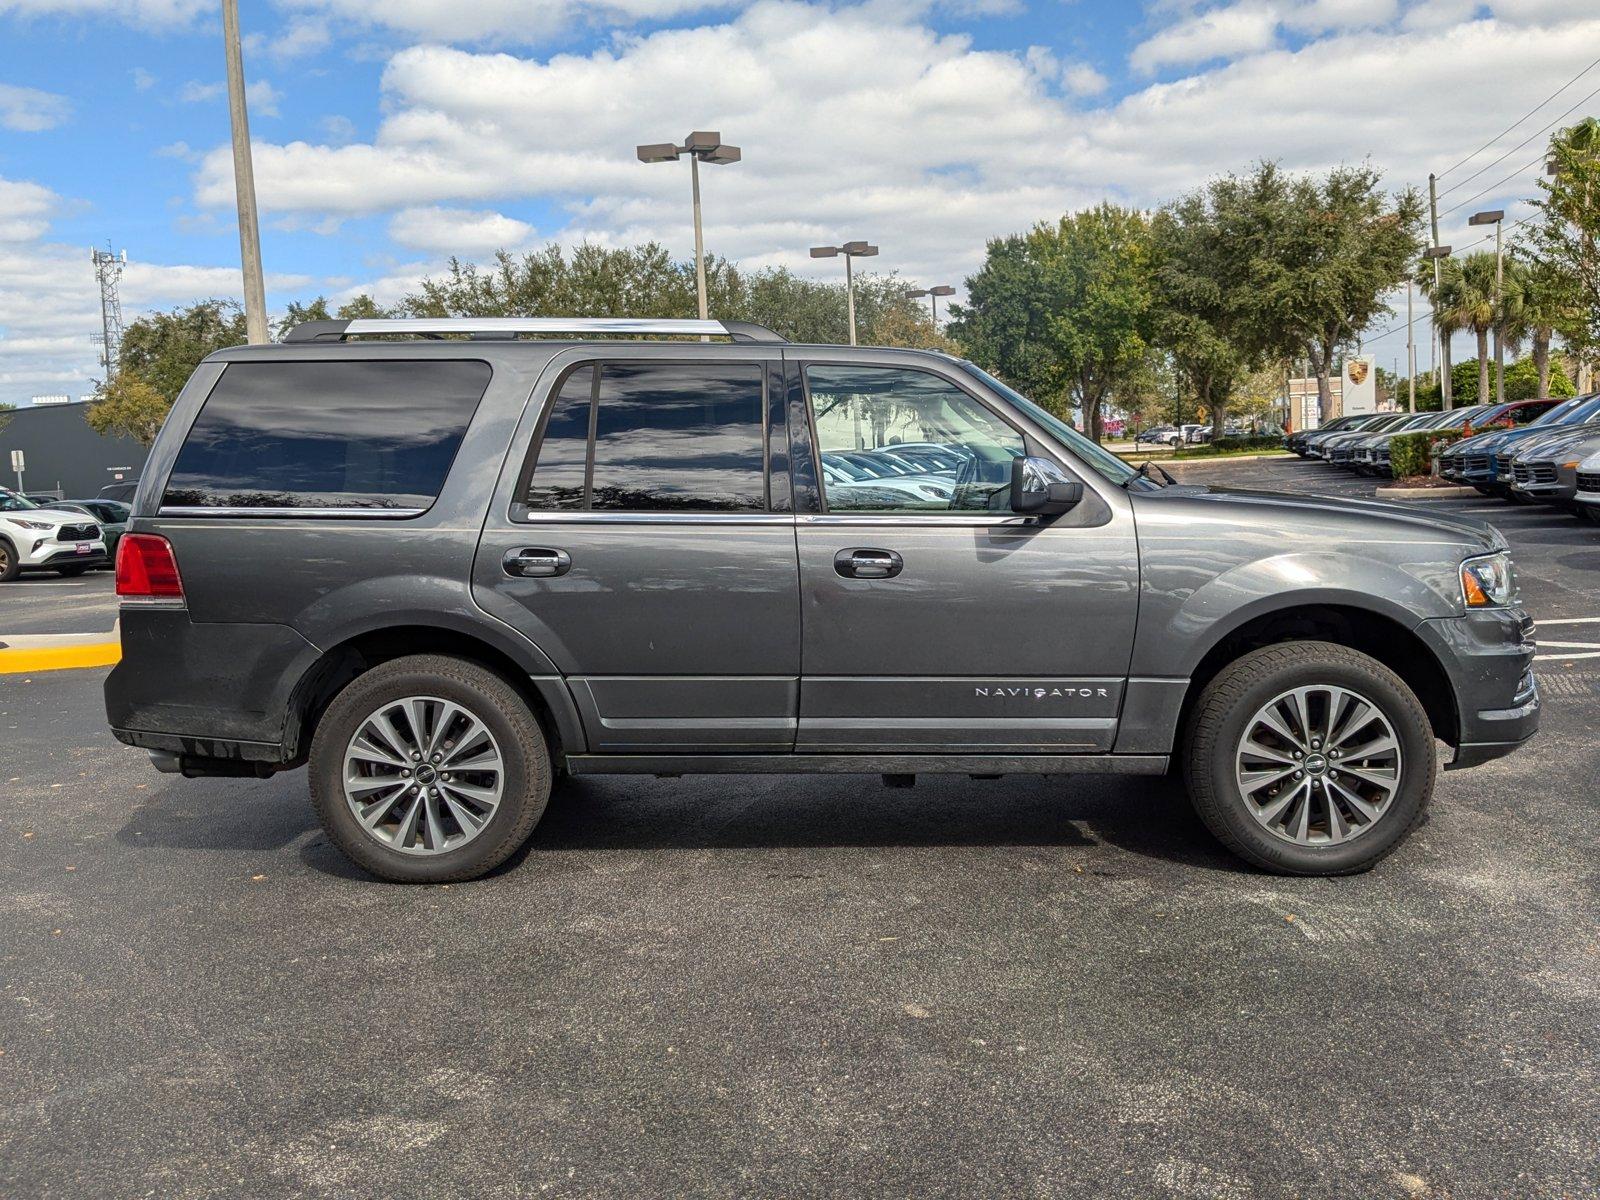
1132,459,1178,487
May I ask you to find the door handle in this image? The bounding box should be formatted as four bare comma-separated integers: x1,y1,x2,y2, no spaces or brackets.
503,547,571,578
834,548,903,579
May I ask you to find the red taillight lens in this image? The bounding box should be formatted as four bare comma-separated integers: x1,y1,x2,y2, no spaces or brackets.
116,533,184,600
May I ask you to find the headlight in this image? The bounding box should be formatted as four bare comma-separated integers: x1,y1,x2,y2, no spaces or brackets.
1461,551,1515,608
6,518,54,531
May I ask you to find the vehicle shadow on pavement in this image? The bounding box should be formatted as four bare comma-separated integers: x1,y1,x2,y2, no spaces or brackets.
115,776,318,855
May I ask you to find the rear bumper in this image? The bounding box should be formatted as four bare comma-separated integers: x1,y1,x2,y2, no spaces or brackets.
104,608,322,766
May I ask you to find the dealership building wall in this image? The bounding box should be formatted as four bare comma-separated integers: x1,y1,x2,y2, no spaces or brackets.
0,402,148,498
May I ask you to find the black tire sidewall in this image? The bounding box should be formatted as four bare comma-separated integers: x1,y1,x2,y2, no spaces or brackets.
309,655,550,883
1186,643,1436,875
0,541,18,583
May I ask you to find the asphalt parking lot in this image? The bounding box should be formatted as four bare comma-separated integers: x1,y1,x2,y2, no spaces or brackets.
2,458,1596,1199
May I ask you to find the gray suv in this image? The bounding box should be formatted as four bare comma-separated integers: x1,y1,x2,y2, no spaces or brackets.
104,318,1540,882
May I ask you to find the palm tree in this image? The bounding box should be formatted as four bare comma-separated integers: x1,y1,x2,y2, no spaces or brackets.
1438,253,1499,403
1419,256,1463,408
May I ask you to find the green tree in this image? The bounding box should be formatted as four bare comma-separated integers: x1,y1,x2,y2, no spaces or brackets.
1438,253,1499,405
273,297,332,341
1151,188,1250,437
1210,162,1423,418
117,300,248,404
1524,117,1600,388
1500,257,1568,398
951,206,1156,441
85,373,171,446
946,234,1060,410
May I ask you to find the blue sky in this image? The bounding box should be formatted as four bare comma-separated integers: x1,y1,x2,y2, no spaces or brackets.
1,0,1596,405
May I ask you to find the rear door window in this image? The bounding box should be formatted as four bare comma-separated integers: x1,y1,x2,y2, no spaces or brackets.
163,360,491,512
522,361,767,513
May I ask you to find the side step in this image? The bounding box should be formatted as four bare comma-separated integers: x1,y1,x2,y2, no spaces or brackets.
565,753,1168,777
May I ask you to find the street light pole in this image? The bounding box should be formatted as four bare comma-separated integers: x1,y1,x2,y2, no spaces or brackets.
811,241,879,346
222,0,267,345
1469,210,1506,404
636,132,742,321
1423,243,1454,409
1406,277,1416,412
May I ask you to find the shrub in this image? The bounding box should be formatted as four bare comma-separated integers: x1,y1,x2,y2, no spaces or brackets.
1208,434,1283,452
1389,432,1437,479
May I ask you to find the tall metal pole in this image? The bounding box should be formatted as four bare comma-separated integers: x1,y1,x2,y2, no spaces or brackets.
689,152,708,322
223,0,268,345
1406,278,1416,412
1428,173,1449,409
929,292,939,329
1493,218,1505,404
845,253,857,347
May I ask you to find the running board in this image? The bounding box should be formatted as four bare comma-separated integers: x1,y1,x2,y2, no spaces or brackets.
565,753,1169,777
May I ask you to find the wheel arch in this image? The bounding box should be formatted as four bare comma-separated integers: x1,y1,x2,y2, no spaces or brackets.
1173,602,1458,751
284,622,585,770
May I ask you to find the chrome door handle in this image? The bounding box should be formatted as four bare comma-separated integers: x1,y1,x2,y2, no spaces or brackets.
503,547,571,578
834,548,903,579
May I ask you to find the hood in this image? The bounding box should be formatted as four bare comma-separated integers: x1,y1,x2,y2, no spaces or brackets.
0,507,97,530
1140,483,1502,553
1515,421,1600,460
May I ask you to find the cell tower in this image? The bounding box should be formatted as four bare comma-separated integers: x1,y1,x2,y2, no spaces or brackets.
91,244,128,381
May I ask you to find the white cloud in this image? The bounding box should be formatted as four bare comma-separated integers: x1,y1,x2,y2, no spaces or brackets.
0,83,71,131
1284,0,1397,32
1130,2,1280,73
131,66,157,91
182,78,284,117
0,177,57,241
390,206,535,255
245,16,332,61
320,114,358,144
0,0,209,25
1062,62,1110,96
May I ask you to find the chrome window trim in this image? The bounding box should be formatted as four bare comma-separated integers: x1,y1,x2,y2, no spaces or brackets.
157,506,428,519
512,510,791,526
798,513,1038,528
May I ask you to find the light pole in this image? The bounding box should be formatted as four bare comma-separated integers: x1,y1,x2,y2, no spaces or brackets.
906,285,955,330
222,0,268,345
1406,276,1415,412
811,241,878,345
1422,244,1453,408
1469,209,1505,403
636,132,742,321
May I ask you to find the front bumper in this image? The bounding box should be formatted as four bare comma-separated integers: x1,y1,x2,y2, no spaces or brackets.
18,535,107,568
1417,608,1539,769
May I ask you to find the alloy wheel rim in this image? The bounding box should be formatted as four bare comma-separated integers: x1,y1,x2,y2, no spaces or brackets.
341,695,505,856
1233,684,1402,847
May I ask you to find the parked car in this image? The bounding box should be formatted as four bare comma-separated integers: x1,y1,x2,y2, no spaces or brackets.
105,316,1539,883
1288,414,1369,456
1301,413,1385,458
40,499,129,563
1136,426,1178,445
0,487,106,581
1321,413,1413,467
1506,424,1600,509
1354,405,1508,476
98,479,140,504
1574,446,1600,522
1437,394,1600,492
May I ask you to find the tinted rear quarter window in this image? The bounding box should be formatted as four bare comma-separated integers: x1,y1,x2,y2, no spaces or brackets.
163,360,491,512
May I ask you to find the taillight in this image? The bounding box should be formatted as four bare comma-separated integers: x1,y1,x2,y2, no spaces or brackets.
116,533,184,601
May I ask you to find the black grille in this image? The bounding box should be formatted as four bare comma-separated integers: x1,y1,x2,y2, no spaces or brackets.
1531,463,1557,484
1576,472,1600,493
1512,462,1530,483
1465,454,1489,473
54,523,97,542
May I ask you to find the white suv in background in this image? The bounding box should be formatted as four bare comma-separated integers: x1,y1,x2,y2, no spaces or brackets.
0,488,106,582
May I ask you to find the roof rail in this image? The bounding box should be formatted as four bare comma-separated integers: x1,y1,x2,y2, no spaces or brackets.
281,317,787,344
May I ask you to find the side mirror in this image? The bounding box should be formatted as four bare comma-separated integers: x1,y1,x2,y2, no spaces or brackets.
1010,456,1083,516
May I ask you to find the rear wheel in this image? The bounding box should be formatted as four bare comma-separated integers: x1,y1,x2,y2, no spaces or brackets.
309,654,551,883
1183,641,1435,875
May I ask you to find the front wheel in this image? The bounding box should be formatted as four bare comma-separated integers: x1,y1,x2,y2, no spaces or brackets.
0,541,19,583
308,654,552,883
1183,641,1436,875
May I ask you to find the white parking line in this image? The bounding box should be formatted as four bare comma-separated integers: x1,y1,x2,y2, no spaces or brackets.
1534,617,1600,661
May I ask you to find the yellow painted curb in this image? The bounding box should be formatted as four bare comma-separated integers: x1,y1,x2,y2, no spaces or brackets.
0,642,122,674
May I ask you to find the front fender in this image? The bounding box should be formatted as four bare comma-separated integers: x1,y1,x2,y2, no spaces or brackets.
1132,551,1462,679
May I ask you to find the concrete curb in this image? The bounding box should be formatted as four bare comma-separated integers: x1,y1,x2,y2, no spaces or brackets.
0,625,121,674
1374,484,1478,500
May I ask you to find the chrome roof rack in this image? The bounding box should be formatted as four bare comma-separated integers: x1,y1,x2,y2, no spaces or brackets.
282,317,787,344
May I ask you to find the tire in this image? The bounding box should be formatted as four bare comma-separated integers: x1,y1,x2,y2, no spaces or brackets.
308,654,552,883
1183,641,1436,876
0,540,19,583
56,565,89,577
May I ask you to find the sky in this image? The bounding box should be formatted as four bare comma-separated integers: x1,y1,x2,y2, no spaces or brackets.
0,0,1597,406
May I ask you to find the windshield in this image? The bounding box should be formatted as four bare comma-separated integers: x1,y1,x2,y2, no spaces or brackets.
0,488,40,513
1564,394,1600,423
959,362,1142,487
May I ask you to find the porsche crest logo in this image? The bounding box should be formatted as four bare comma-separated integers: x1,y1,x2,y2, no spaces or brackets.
1346,360,1370,386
